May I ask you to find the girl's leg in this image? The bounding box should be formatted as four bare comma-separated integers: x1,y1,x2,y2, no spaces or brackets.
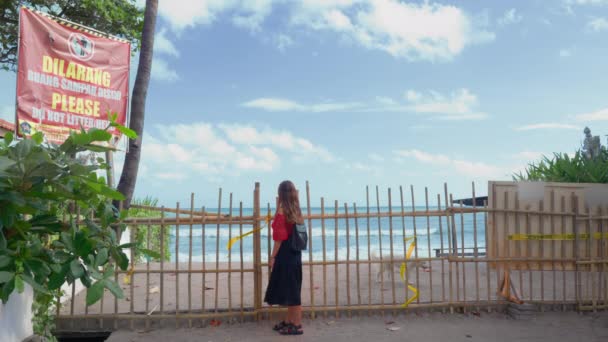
286,306,294,323
293,305,302,325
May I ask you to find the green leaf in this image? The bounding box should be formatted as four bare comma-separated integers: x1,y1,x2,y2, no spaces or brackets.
15,274,24,293
118,242,137,249
74,231,94,257
71,132,92,146
70,259,84,279
80,274,92,288
85,280,105,306
4,132,13,145
48,270,67,290
89,129,112,142
140,249,161,260
1,278,15,303
114,125,137,139
21,274,50,295
0,271,15,283
0,255,11,269
32,132,44,144
95,248,109,267
103,279,124,299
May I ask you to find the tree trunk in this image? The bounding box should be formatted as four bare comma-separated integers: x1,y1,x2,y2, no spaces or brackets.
115,0,158,211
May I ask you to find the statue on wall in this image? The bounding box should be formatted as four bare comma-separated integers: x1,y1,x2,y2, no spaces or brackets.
582,126,602,159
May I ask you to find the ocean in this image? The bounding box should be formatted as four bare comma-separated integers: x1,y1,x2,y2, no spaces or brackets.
165,207,486,263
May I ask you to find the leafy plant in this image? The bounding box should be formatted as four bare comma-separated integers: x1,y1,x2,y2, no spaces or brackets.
128,196,171,263
514,149,608,183
0,118,139,340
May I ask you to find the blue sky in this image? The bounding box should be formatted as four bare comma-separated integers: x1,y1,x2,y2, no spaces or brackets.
2,0,608,207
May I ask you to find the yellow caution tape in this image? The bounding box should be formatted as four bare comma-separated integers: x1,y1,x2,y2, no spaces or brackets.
399,236,419,308
123,266,135,285
226,213,272,250
508,232,608,241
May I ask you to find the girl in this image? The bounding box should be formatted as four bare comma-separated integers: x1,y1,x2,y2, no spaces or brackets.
264,180,304,335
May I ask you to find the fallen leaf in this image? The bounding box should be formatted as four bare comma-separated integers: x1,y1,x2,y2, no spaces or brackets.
466,334,472,338
325,321,335,326
149,286,160,294
314,286,320,290
386,327,401,331
472,311,480,317
205,287,214,291
385,321,395,325
210,319,221,327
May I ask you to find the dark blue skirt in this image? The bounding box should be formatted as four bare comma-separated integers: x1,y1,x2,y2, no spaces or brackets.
264,240,302,306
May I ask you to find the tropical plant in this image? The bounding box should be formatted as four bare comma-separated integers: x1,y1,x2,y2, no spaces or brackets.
514,149,608,183
129,196,171,263
0,117,147,340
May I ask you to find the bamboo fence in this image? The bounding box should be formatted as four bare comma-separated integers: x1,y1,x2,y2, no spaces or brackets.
55,181,608,331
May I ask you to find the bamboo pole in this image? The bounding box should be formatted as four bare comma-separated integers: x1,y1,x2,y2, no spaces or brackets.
344,203,352,318
400,187,410,309
334,200,339,318
366,187,371,316
573,193,581,308
267,201,272,322
458,198,466,308
445,183,454,313
424,188,433,304
228,194,233,315
175,202,180,328
114,202,121,330
354,203,362,309
214,190,222,314
239,202,244,322
450,194,459,305
145,223,151,330
160,207,165,317
412,186,421,305
188,194,194,328
321,197,327,318
201,206,207,318
376,187,385,313
388,189,396,312
600,207,606,309
437,194,446,310
253,183,261,320
306,181,315,318
586,207,593,306
129,222,136,330
472,183,479,309
130,204,225,218
503,191,510,306
483,199,490,312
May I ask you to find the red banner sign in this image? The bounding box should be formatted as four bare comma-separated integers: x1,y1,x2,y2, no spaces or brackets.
16,7,130,144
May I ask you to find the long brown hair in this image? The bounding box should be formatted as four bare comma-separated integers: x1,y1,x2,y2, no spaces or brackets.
278,180,303,224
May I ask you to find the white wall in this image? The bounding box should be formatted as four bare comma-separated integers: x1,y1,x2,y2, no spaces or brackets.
0,284,33,342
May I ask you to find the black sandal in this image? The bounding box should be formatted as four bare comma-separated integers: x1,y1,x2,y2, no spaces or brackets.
273,321,289,331
279,323,303,335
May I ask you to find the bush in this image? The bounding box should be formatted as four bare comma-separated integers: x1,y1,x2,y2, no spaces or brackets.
514,149,608,183
129,196,171,263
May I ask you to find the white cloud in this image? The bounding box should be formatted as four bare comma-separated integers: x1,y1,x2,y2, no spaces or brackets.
291,0,495,61
155,28,179,57
587,17,608,32
574,108,608,121
512,151,546,161
157,0,273,32
245,88,486,120
402,88,487,120
275,34,294,52
559,48,573,57
151,58,179,82
394,149,505,179
566,0,608,5
218,123,334,162
232,0,274,32
515,123,580,131
140,121,332,182
242,97,360,113
498,8,523,27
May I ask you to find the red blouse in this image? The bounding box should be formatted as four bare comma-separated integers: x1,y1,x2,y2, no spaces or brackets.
271,212,294,241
